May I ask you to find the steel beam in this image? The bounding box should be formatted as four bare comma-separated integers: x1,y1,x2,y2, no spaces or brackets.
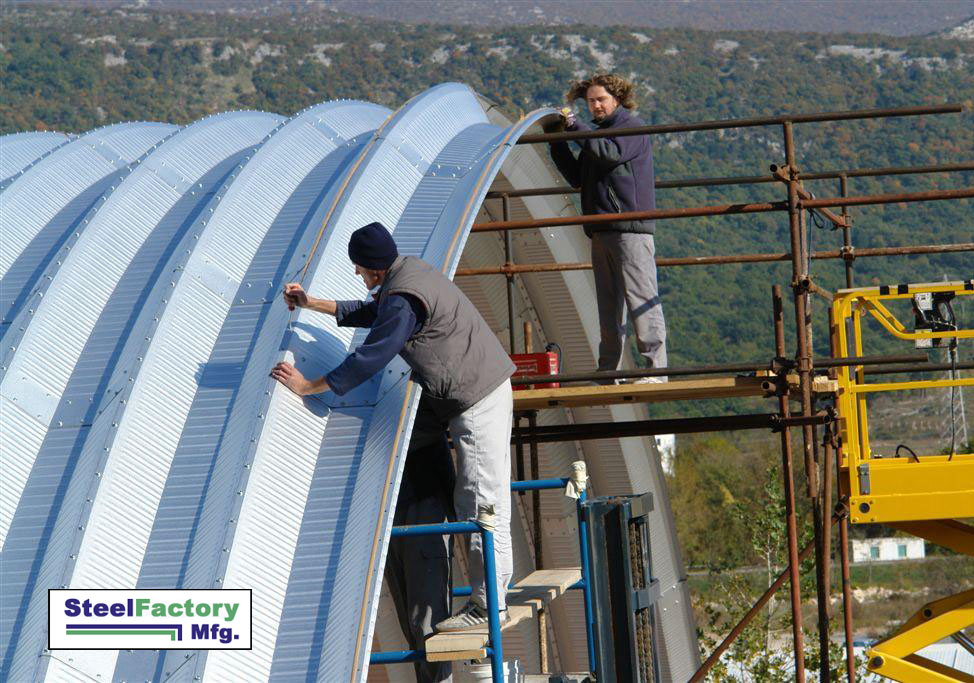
482,162,974,200
510,413,830,444
470,189,974,232
516,104,962,144
455,241,974,276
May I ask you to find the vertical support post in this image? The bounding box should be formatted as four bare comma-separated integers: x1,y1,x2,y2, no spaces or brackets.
830,312,856,682
522,322,546,671
821,432,834,615
839,175,854,288
523,322,542,566
481,527,504,683
783,121,831,680
529,417,542,567
515,418,525,488
838,498,856,682
773,285,807,682
578,491,597,674
822,310,841,616
530,410,546,673
503,194,516,354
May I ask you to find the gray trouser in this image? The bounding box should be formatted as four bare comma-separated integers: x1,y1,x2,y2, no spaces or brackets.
449,379,514,611
386,404,455,683
591,232,667,372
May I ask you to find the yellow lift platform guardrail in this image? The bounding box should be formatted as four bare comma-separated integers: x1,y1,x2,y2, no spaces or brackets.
832,280,974,682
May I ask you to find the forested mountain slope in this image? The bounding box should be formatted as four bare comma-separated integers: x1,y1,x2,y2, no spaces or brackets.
2,6,971,373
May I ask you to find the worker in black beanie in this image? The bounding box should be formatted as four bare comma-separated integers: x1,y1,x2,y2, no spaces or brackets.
272,221,516,680
346,220,399,270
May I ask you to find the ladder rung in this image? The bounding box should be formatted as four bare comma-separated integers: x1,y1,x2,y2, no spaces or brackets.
424,567,582,660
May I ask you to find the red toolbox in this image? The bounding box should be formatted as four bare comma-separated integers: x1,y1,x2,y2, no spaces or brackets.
511,351,560,390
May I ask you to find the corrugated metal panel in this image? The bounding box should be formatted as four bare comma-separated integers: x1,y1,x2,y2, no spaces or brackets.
0,112,279,548
108,101,390,683
261,84,496,683
0,122,176,285
275,95,563,683
0,111,282,683
0,131,72,187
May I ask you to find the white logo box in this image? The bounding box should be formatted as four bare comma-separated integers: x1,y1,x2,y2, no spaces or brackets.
49,589,251,650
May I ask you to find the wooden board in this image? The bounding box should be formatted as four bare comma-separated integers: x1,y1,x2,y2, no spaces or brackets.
426,648,487,662
424,604,532,656
513,376,770,410
424,567,582,660
512,375,838,411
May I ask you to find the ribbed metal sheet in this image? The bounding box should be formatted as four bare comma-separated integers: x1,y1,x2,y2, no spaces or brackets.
260,83,495,683
0,131,72,187
1,85,698,683
0,122,176,286
0,111,282,683
110,101,390,683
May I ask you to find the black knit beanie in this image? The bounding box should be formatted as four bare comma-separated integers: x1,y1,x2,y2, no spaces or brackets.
347,222,398,270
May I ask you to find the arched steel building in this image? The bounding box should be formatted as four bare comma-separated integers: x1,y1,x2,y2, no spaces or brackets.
0,84,697,682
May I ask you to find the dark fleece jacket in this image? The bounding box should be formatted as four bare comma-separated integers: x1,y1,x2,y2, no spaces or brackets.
549,107,656,236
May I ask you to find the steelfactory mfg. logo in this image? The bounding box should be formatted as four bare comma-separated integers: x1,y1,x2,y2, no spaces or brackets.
49,589,251,650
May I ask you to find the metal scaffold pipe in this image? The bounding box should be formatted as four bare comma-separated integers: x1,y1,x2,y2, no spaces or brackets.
783,120,832,681
515,104,963,144
511,413,830,444
509,353,928,386
482,162,974,200
470,187,974,232
772,285,807,682
454,242,974,277
829,306,856,683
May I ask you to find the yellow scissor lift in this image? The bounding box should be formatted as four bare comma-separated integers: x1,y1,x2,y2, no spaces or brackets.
832,280,974,682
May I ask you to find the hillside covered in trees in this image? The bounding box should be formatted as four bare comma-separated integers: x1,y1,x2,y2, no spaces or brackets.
1,4,971,378
2,8,972,644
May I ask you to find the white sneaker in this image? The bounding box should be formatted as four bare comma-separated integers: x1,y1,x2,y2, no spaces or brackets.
632,375,668,384
434,601,509,632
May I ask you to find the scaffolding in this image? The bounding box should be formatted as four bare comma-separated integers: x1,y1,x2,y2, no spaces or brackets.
459,103,973,681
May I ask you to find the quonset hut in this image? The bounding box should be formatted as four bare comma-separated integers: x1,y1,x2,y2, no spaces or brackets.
0,83,697,682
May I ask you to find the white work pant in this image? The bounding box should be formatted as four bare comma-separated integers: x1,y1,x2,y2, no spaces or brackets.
450,379,514,611
591,232,668,372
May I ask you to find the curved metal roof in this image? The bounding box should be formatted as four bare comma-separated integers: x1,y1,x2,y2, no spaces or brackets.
0,132,72,188
0,122,177,335
0,85,697,682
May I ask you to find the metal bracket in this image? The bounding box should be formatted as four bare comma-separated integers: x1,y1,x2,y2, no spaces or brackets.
628,492,654,519
770,355,795,374
762,374,789,398
633,579,661,611
857,463,871,495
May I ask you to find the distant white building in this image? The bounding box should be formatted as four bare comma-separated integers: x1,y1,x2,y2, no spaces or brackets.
852,537,925,563
655,433,675,474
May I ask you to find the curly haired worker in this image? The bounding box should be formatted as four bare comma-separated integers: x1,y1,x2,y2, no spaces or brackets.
548,73,667,380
